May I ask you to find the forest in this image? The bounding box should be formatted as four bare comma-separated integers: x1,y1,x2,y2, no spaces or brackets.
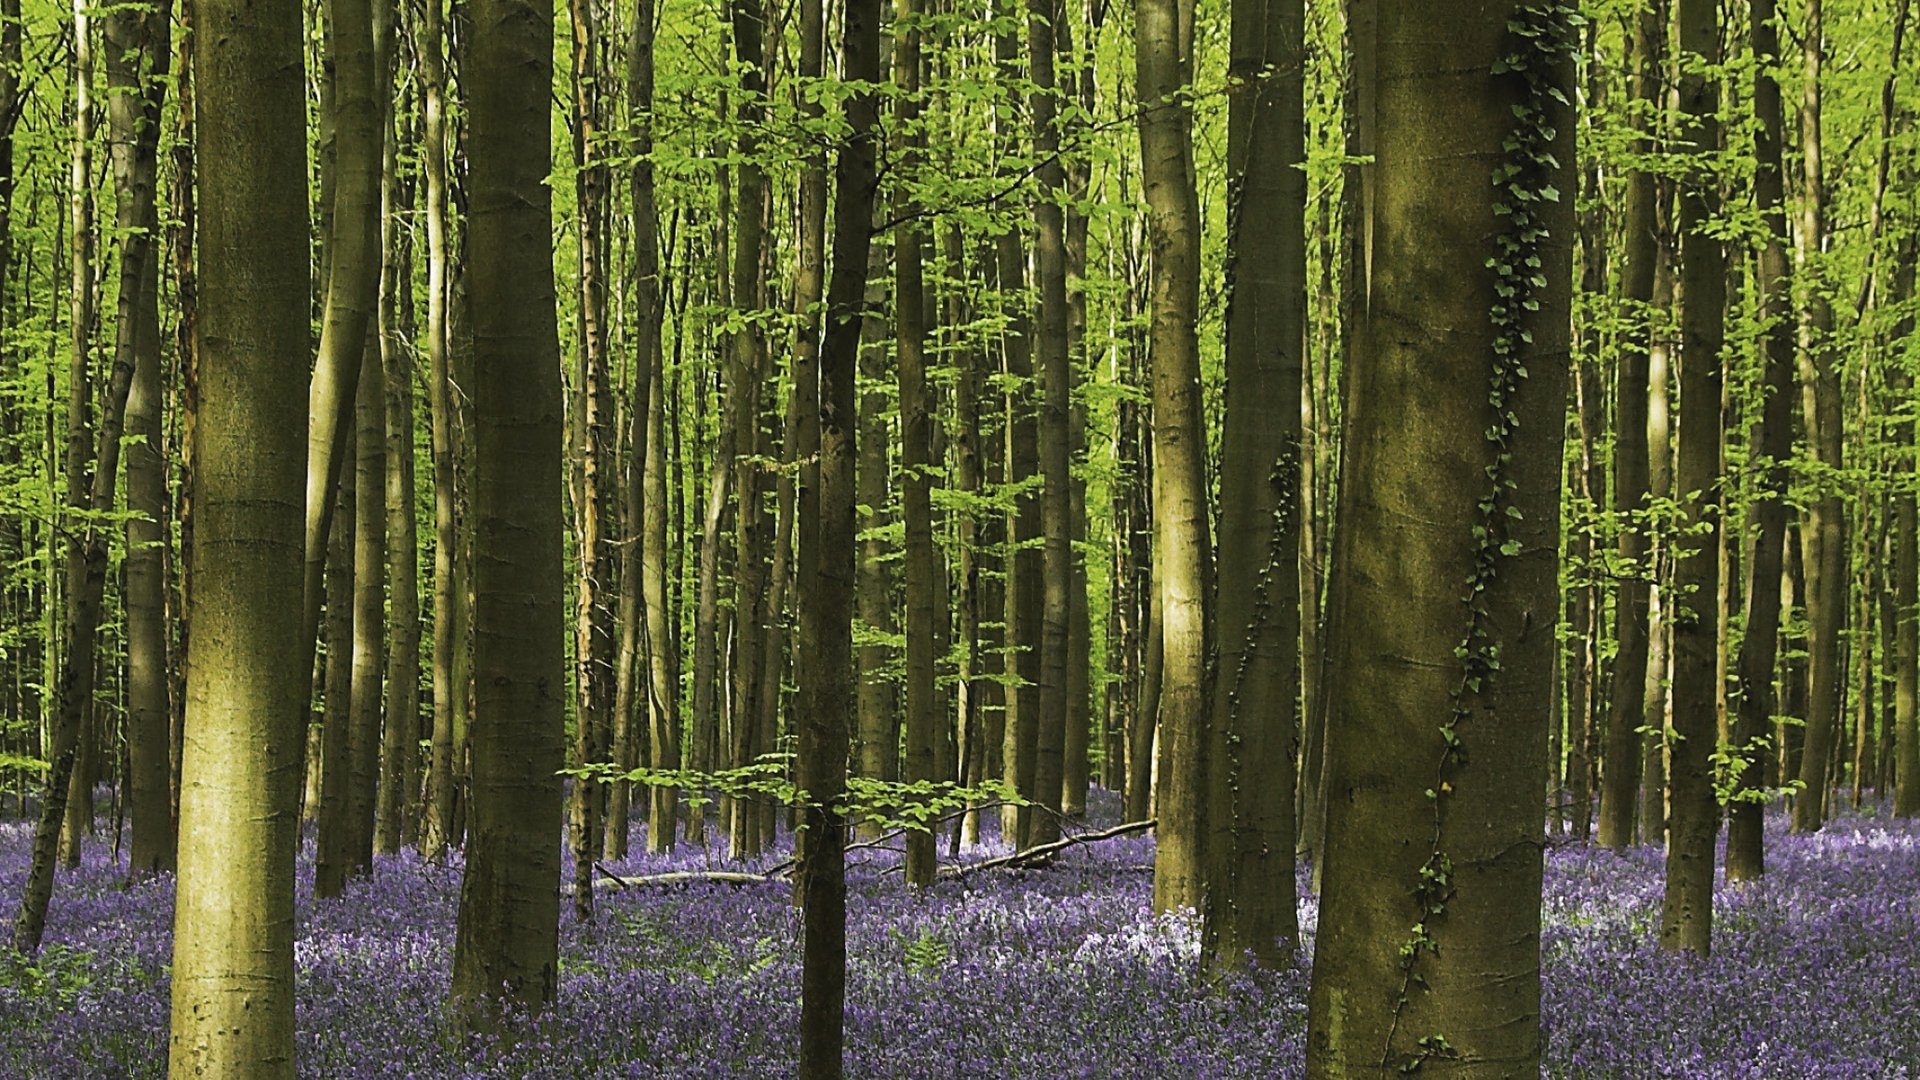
0,0,1916,1073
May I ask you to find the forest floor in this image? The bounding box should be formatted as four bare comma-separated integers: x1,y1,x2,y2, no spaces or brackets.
0,789,1915,1078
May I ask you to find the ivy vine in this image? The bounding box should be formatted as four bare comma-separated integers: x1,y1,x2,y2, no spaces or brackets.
1382,4,1580,1073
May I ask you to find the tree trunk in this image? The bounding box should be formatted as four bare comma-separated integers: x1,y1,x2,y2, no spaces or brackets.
1728,0,1799,878
1202,0,1302,971
995,5,1043,850
1793,0,1847,834
450,0,566,1020
345,328,386,879
1597,0,1661,853
608,0,661,861
419,0,460,860
1136,0,1210,914
1660,0,1724,955
896,0,937,887
108,0,175,877
165,0,308,1068
565,0,614,922
1305,5,1573,1073
302,0,388,692
797,0,878,1067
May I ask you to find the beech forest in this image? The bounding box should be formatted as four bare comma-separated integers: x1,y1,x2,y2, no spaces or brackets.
0,0,1917,1075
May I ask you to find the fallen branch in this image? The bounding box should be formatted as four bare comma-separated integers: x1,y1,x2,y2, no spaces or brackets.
593,865,782,889
939,819,1157,879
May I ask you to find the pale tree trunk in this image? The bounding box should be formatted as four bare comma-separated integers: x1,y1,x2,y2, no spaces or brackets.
607,0,661,861
450,0,566,1020
995,3,1043,849
377,31,420,853
1202,0,1302,971
1137,0,1210,914
1660,0,1724,956
565,0,613,921
303,0,389,693
1305,4,1573,1073
1640,237,1674,847
855,254,895,815
58,0,99,870
108,0,175,877
165,0,309,1068
419,0,461,859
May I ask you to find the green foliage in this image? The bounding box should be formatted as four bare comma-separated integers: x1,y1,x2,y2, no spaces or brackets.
567,755,1026,833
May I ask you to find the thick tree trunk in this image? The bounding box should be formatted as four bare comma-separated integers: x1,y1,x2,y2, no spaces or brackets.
165,0,309,1068
1305,5,1573,1073
450,0,566,1020
1202,0,1302,971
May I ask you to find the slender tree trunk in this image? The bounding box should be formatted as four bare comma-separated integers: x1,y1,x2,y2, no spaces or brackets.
1793,0,1847,834
608,0,661,860
303,0,389,693
994,4,1043,849
1597,0,1661,853
1660,0,1724,955
797,0,878,1066
1305,4,1573,1072
1641,240,1675,847
165,0,308,1068
1137,0,1210,914
108,0,175,877
1025,0,1071,851
895,0,937,886
419,0,460,859
315,442,357,895
345,328,386,877
1728,0,1800,877
57,0,100,870
565,0,614,922
378,46,420,854
450,0,566,1019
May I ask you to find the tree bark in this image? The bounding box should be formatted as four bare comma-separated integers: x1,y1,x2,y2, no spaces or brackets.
1793,0,1847,834
1202,0,1302,971
1660,0,1724,955
108,0,175,877
450,0,566,1019
165,0,309,1067
1136,0,1210,914
1305,4,1573,1073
